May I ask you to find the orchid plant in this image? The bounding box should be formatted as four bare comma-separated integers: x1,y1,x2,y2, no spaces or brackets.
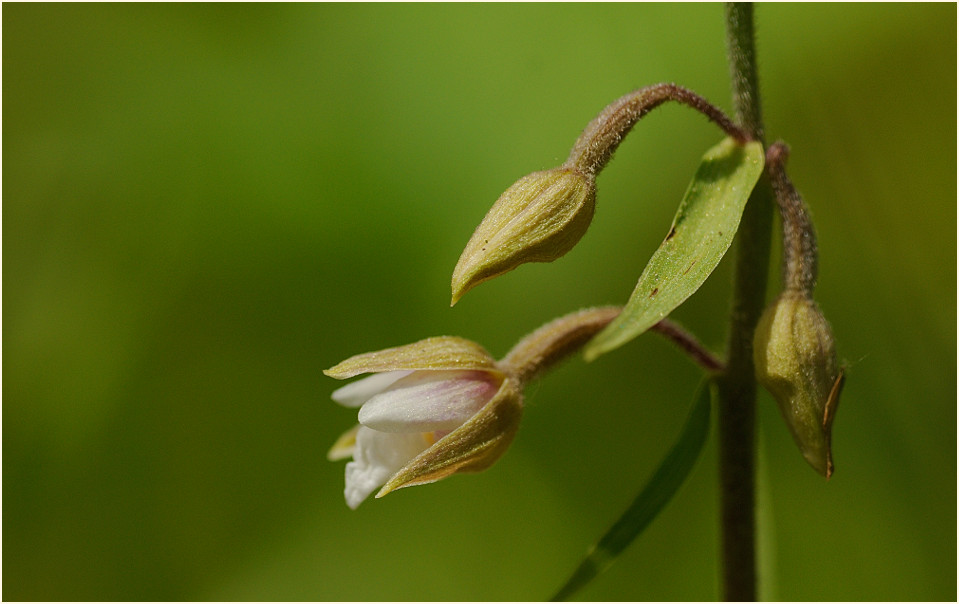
325,3,845,600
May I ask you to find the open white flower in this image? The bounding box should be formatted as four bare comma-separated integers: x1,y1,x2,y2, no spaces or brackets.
324,307,621,509
324,337,521,509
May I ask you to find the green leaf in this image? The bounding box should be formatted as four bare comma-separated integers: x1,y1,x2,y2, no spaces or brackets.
584,138,764,361
551,381,714,601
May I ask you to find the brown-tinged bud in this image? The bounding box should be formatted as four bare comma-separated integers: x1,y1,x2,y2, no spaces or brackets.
753,292,844,477
450,167,595,305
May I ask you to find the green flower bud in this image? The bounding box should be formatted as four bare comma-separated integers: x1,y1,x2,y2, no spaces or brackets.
753,292,844,478
451,167,595,305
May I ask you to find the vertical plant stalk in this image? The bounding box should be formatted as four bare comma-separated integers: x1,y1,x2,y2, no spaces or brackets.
718,3,773,601
725,3,764,141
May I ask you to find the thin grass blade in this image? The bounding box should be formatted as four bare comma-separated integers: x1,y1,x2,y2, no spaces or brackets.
551,381,713,601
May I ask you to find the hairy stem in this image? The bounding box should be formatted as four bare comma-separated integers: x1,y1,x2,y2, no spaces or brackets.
724,4,764,141
565,83,750,176
717,3,773,601
765,142,818,295
500,307,621,384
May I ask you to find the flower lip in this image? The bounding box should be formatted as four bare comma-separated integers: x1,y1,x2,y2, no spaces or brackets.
344,426,432,509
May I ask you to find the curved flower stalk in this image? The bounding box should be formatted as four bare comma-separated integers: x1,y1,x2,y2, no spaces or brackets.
451,84,749,304
325,307,621,509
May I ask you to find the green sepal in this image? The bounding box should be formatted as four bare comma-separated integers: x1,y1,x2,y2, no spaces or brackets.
324,336,499,379
376,379,522,498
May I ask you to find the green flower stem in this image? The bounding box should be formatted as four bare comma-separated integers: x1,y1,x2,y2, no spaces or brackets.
650,319,725,373
717,3,773,601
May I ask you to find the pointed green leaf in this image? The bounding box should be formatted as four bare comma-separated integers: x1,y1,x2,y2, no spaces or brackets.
551,382,713,602
584,138,764,361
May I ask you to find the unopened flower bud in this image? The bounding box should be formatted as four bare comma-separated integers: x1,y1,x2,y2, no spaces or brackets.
451,167,595,305
753,292,844,477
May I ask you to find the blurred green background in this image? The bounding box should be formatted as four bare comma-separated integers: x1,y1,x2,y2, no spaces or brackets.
4,4,955,601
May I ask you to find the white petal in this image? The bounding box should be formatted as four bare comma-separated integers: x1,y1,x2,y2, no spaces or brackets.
357,370,499,433
344,427,429,509
331,370,413,408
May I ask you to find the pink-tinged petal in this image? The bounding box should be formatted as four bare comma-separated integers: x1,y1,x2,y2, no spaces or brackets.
330,371,413,408
358,370,501,433
344,427,429,509
323,336,498,379
377,379,523,499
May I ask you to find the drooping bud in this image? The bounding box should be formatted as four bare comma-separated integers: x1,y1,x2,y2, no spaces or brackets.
754,293,843,478
755,141,846,478
450,85,750,305
451,167,595,305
